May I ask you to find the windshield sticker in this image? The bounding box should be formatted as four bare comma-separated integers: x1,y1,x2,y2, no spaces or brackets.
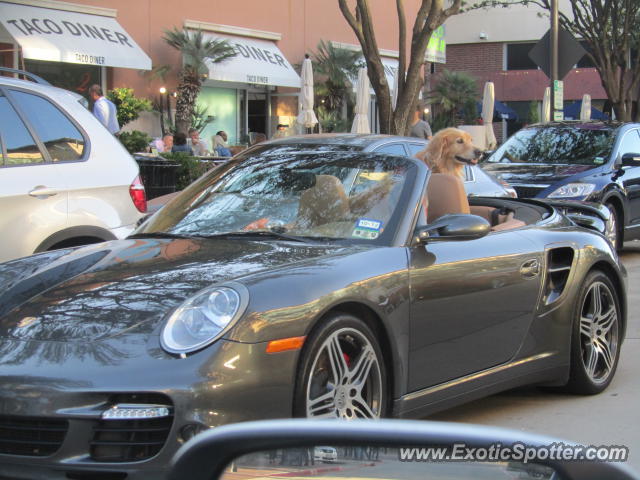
352,218,383,240
594,156,605,164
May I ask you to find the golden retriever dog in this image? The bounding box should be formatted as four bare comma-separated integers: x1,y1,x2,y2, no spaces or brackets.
416,127,482,178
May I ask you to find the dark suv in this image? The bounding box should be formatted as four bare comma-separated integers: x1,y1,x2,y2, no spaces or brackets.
481,121,640,248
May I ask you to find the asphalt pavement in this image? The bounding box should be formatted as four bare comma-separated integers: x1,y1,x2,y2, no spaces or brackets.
427,241,640,472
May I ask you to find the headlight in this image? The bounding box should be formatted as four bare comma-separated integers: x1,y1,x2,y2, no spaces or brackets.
161,283,249,354
547,183,596,198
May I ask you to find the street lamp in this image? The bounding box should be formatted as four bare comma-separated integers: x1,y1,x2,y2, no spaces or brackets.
159,86,168,135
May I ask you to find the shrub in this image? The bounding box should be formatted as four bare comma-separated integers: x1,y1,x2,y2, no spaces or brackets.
107,87,152,128
118,130,152,154
159,151,207,190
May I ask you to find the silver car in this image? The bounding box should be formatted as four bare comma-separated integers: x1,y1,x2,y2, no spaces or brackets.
0,69,146,263
251,134,516,198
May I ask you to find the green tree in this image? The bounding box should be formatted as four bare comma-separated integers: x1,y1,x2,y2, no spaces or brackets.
528,100,539,124
163,28,236,134
312,40,363,116
338,0,464,135
429,70,479,126
107,87,152,128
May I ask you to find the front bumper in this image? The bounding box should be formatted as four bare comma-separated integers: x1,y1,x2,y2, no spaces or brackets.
0,339,298,479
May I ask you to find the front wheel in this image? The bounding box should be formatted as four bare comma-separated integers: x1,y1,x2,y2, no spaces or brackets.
564,271,621,394
294,313,387,419
604,203,621,250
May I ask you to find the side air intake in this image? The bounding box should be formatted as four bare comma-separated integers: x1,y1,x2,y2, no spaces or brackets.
542,247,574,305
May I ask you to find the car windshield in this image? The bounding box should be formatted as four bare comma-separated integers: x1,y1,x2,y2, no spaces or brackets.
137,152,417,244
485,124,618,165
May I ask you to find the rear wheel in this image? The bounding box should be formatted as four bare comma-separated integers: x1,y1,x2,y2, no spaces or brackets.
564,271,621,394
294,313,387,419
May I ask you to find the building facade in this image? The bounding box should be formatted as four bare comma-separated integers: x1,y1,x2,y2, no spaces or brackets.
1,0,427,146
440,0,607,139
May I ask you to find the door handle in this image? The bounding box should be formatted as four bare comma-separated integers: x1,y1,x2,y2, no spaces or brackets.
28,186,59,198
520,259,540,278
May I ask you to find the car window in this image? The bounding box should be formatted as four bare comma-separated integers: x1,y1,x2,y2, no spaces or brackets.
374,143,407,156
486,125,617,165
9,90,86,162
406,143,426,157
0,94,44,166
617,129,640,157
463,165,474,182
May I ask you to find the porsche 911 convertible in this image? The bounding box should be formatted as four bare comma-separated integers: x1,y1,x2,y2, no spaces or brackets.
0,150,626,479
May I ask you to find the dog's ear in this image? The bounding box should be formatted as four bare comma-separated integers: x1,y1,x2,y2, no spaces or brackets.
425,134,448,172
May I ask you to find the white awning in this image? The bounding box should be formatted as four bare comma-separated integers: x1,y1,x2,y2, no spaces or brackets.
203,32,300,88
0,2,151,70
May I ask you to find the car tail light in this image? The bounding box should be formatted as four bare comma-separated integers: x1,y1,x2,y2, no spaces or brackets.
129,175,147,213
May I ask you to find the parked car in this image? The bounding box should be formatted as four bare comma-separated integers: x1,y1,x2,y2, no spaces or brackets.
481,121,640,248
0,149,625,479
0,68,146,263
144,134,515,216
313,446,338,463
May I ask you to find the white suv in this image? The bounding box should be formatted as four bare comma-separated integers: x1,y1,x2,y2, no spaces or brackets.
0,69,146,263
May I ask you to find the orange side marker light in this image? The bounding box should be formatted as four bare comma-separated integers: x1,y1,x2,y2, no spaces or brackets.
266,336,306,354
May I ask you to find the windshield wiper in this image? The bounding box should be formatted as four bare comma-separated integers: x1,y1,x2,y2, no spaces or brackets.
199,231,314,243
129,232,204,240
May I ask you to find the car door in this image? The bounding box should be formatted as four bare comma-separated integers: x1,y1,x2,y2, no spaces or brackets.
615,128,640,227
372,142,409,156
0,90,67,262
408,224,543,390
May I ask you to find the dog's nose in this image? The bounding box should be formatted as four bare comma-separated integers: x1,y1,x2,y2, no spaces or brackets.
474,148,483,158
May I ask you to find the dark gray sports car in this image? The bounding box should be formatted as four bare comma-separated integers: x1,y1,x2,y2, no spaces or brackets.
0,150,627,479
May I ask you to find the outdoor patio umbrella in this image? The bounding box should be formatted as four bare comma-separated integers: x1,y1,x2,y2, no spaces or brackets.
482,82,497,149
297,54,318,132
351,67,371,134
542,87,551,122
391,68,399,110
580,94,592,121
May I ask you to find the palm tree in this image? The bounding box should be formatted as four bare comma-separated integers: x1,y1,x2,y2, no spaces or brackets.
163,28,236,134
429,70,479,128
311,40,363,128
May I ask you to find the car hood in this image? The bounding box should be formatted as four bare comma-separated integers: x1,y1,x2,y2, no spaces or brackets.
0,238,346,343
482,163,594,185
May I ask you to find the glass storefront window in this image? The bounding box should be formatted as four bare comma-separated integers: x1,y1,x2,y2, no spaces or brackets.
23,59,101,100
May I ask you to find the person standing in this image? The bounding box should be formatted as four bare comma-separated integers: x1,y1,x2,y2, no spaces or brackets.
88,84,120,135
410,105,432,140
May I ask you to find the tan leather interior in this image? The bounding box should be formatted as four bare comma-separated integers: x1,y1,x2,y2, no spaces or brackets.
426,173,470,223
297,175,350,227
427,173,525,231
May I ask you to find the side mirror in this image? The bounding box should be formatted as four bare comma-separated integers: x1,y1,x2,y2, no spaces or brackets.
168,419,636,480
621,152,640,168
414,214,490,245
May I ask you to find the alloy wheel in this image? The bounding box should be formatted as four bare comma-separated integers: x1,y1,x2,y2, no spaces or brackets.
305,327,383,419
579,281,619,384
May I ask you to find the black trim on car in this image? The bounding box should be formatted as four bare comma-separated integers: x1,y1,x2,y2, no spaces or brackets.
34,226,116,253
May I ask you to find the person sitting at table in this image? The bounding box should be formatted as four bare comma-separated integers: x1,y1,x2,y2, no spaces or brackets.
187,128,209,156
151,133,173,153
172,132,194,155
213,131,232,157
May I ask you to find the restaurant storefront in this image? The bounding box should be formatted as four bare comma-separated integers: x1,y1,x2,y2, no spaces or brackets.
0,0,151,96
186,21,301,146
